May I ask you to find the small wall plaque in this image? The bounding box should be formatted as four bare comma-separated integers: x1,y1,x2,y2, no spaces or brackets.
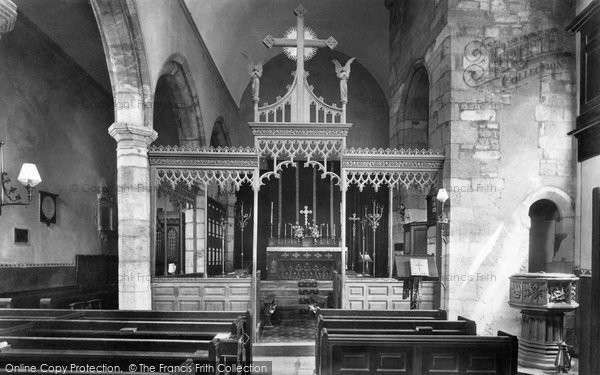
14,228,29,244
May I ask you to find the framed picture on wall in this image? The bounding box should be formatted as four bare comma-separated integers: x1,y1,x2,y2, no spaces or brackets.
39,191,58,226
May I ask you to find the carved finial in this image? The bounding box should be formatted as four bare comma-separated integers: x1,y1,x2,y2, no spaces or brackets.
263,35,276,49
325,36,338,50
294,5,307,18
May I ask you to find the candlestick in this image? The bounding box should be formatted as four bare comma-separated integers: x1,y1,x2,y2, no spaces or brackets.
270,201,273,225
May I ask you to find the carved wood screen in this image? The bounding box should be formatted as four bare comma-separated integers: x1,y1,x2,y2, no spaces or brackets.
207,198,226,276
156,217,183,276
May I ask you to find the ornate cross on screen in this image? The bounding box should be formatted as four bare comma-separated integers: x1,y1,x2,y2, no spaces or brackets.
300,205,312,227
263,5,337,75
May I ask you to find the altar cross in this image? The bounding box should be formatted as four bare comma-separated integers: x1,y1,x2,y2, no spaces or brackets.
300,205,312,227
263,5,337,76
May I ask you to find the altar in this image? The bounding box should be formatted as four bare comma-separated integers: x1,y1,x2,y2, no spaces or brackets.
266,246,345,280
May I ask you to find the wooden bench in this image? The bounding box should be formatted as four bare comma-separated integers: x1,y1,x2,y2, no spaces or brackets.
315,316,476,374
319,330,518,375
0,286,81,308
315,308,447,321
0,335,218,368
40,286,117,309
0,309,253,372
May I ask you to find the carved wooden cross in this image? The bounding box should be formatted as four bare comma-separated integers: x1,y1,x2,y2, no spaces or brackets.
263,5,337,75
300,205,312,227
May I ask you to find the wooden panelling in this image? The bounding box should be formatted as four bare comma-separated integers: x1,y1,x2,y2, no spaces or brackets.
345,279,434,310
151,278,252,311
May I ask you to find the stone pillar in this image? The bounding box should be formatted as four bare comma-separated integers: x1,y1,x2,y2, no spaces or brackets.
108,123,157,310
0,0,17,40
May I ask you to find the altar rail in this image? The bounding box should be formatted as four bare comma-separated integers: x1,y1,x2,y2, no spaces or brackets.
152,276,252,311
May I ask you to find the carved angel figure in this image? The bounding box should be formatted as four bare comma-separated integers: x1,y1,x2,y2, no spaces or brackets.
243,53,263,102
331,57,356,103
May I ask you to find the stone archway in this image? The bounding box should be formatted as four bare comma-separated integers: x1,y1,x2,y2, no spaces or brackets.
90,0,153,128
400,62,430,150
520,187,575,272
91,0,157,309
155,55,205,147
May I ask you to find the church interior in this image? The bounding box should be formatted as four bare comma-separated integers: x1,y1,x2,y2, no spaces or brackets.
0,0,599,374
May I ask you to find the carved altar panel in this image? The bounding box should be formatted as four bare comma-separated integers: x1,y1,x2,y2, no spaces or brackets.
266,246,343,280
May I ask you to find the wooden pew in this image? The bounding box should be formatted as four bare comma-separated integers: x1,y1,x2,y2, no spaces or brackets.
39,286,117,309
0,309,254,372
0,286,81,308
315,308,447,321
0,335,218,368
319,330,518,375
315,317,476,374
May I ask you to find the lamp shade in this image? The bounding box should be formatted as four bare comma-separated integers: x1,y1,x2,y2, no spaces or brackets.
436,188,449,203
17,163,42,187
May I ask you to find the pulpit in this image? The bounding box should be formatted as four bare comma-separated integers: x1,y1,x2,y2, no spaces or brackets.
508,273,578,370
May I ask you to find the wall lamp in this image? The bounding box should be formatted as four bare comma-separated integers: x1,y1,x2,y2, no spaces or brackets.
436,188,449,240
0,141,42,216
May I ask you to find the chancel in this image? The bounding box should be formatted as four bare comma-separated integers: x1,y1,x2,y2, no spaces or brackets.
0,0,598,374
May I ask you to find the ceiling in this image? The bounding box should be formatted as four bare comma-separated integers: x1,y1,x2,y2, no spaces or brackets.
15,0,111,94
184,0,390,105
13,0,389,106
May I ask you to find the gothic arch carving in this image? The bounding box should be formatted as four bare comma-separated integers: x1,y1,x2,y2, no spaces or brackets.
155,54,205,147
90,0,152,128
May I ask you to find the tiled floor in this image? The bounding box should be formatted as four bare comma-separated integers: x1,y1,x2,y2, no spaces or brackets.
259,306,316,342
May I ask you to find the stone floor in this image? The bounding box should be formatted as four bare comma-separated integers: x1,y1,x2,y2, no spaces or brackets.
259,306,316,342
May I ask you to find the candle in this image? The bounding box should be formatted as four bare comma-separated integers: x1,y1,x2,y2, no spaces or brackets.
270,202,273,225
332,223,336,237
326,224,329,237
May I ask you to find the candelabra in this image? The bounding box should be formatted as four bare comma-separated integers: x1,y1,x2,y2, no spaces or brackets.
348,213,360,271
236,201,251,270
365,201,383,278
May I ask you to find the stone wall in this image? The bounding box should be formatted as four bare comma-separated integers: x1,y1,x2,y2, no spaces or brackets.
389,0,577,335
0,16,115,266
135,1,242,146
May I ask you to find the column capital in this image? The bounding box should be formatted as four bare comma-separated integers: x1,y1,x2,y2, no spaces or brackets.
108,122,157,149
0,0,17,37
